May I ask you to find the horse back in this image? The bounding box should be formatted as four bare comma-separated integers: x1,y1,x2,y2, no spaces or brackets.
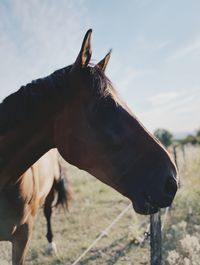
23,149,59,215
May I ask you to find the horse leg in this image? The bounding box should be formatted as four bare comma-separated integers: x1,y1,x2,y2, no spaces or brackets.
43,187,57,255
11,216,33,265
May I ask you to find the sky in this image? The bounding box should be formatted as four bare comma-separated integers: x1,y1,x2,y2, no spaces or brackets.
0,0,200,135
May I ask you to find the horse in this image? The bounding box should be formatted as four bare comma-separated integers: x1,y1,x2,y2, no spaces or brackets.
0,149,72,265
0,29,178,264
43,150,73,255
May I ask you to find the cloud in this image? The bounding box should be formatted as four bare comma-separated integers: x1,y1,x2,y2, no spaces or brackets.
0,0,90,100
114,68,140,93
133,35,171,52
110,63,155,94
168,38,200,61
148,91,179,107
138,87,200,132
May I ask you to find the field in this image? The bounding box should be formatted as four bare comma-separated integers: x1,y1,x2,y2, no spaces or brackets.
0,145,200,265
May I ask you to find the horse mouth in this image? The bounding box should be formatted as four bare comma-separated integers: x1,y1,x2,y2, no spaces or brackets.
131,195,159,215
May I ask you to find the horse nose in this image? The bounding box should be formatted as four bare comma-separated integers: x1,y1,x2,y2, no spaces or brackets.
163,176,178,199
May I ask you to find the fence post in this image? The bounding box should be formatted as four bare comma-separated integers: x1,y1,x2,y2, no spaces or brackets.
172,145,178,169
181,144,186,162
150,211,162,265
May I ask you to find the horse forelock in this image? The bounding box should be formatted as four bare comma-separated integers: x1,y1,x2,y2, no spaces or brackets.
87,66,132,115
86,66,117,100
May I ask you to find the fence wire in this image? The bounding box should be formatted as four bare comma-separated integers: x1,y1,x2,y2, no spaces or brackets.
71,204,170,265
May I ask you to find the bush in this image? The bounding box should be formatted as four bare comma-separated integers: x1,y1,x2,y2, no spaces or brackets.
154,128,173,148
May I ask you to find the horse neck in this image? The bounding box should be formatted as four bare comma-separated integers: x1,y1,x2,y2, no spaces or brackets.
0,116,54,190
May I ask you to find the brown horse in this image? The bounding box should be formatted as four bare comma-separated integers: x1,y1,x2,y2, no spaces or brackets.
0,149,72,265
0,29,178,263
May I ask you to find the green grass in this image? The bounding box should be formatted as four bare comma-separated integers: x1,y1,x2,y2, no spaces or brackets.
1,145,200,265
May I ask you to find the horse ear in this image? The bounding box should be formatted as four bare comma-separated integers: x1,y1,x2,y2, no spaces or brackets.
96,49,112,72
73,29,92,69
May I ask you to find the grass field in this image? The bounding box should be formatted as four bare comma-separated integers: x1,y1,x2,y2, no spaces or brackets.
0,145,200,265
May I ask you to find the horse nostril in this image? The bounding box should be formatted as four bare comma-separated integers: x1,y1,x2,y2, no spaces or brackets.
164,176,177,196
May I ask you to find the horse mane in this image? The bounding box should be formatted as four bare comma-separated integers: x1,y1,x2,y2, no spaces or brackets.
0,65,119,134
0,67,71,133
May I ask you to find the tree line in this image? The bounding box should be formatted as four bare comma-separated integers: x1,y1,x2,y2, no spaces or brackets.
154,128,200,147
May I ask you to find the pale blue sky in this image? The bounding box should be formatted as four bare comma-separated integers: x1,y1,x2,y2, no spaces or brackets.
0,0,200,134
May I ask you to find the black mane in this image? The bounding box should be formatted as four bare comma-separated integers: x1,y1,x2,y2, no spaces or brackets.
0,66,71,133
0,65,115,134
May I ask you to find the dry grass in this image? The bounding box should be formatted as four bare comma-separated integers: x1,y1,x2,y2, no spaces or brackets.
0,145,200,265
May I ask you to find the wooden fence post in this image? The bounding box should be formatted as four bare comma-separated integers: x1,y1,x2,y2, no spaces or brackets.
172,145,178,169
150,211,162,265
173,144,181,187
181,144,186,162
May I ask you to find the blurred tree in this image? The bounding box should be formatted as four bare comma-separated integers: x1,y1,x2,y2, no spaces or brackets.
196,129,200,137
154,128,173,148
196,129,200,144
181,134,197,145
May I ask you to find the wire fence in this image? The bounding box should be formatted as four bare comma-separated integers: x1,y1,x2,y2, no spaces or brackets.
71,144,189,265
71,203,170,265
